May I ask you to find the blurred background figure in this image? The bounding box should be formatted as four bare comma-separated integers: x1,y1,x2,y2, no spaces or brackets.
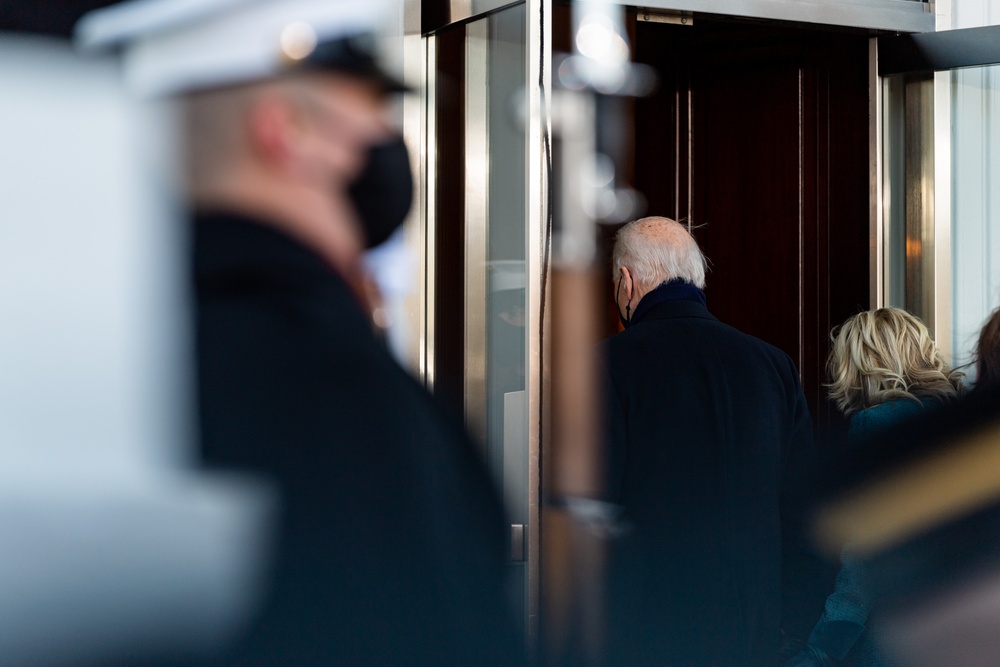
0,7,275,667
785,307,963,667
75,0,523,664
972,306,1000,393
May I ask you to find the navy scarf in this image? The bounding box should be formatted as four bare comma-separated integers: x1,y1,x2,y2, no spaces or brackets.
625,278,706,328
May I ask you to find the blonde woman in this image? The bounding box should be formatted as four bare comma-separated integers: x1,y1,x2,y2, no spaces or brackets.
828,307,964,437
784,308,963,667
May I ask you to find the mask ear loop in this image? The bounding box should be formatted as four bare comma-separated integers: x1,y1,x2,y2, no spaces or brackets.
617,273,631,324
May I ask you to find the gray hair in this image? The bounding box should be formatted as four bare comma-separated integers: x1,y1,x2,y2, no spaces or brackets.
612,216,707,289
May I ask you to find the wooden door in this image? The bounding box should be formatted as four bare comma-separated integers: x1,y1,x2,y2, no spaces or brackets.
632,17,872,441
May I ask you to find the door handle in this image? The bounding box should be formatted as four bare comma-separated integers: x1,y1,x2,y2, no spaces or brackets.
511,523,525,562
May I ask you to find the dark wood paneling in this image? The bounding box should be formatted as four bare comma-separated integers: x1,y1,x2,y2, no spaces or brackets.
552,1,572,55
694,59,806,362
632,19,871,443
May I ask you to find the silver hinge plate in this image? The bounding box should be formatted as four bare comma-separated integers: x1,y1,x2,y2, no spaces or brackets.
636,8,694,25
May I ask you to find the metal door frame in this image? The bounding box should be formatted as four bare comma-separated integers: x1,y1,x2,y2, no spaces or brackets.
405,0,549,650
423,0,935,34
631,0,934,31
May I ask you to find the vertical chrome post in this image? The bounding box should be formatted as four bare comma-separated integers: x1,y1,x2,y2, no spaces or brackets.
524,0,550,654
465,20,490,449
932,69,953,362
403,0,432,384
870,37,884,309
423,33,437,388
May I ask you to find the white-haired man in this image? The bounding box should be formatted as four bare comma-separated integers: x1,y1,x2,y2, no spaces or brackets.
77,1,521,665
600,216,829,667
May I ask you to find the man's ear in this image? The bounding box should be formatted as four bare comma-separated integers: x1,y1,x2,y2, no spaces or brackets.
619,266,634,302
246,95,300,170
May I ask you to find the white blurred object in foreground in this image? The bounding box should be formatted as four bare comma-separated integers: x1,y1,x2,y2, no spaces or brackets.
0,34,274,665
0,472,275,666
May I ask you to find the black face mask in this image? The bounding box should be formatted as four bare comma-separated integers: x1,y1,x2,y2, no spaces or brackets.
348,135,413,249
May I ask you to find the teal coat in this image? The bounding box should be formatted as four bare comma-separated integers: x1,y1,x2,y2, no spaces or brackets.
848,399,926,440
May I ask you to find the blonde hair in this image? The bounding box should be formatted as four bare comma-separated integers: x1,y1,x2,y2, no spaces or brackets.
827,307,964,416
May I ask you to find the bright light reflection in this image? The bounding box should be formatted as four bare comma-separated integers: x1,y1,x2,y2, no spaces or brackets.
583,153,615,189
280,22,317,61
575,15,628,64
467,155,488,186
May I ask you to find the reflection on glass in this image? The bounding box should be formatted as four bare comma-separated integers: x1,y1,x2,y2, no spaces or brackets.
883,72,935,327
484,4,527,529
950,64,1000,376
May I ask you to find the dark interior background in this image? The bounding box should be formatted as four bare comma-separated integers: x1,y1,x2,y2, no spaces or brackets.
554,5,873,445
0,1,122,36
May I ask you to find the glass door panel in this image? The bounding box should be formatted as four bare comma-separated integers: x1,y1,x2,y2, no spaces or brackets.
430,0,530,638
882,62,1000,377
461,1,528,536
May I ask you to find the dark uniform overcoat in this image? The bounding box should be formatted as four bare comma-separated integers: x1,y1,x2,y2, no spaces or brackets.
193,211,520,666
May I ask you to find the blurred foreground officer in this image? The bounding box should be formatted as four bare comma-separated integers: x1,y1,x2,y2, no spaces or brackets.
77,2,521,665
807,382,1000,667
600,217,829,667
785,308,963,667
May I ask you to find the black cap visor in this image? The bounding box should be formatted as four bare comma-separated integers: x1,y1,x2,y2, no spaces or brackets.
295,33,411,93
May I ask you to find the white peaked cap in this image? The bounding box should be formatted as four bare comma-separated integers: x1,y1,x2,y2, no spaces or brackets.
75,0,394,97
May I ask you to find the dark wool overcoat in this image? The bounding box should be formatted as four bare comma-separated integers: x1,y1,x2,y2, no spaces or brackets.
600,298,830,667
193,211,520,666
